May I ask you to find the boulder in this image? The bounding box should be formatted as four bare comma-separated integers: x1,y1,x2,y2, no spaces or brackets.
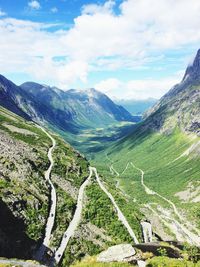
97,244,136,263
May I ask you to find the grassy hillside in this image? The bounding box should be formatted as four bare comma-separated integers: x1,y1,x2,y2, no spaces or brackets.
0,106,143,266
59,176,142,267
93,127,200,241
50,121,136,157
71,256,133,267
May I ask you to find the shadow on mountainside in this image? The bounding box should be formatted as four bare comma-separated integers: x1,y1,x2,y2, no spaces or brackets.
0,199,37,259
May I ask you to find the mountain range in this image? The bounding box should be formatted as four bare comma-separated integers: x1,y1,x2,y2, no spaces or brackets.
0,76,138,135
0,48,200,267
95,49,200,246
144,49,200,133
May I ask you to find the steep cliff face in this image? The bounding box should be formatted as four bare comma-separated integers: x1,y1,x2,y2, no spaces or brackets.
144,49,200,134
0,75,31,120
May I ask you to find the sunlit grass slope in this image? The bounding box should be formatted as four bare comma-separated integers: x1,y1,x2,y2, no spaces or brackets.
94,127,200,227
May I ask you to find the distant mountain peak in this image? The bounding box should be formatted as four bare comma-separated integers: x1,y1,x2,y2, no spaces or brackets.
144,48,200,134
86,88,102,98
0,75,136,135
182,49,200,82
66,88,103,99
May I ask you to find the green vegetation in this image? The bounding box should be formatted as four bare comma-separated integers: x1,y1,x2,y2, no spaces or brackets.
50,186,76,248
59,179,136,266
94,127,200,233
0,111,50,147
84,180,133,244
183,244,200,263
0,106,142,265
58,174,142,266
70,256,133,267
61,238,102,267
157,248,167,257
0,107,50,241
53,137,89,187
0,107,90,261
146,257,200,267
48,120,136,156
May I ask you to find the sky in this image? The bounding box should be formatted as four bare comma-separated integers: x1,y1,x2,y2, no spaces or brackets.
0,0,200,100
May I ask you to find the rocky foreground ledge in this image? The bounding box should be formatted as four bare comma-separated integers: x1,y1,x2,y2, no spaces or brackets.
0,258,46,267
97,244,137,263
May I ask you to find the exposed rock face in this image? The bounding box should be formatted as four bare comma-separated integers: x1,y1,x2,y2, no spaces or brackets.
0,74,136,136
183,49,200,83
97,244,136,263
0,116,50,258
143,49,200,135
20,84,135,126
134,242,182,258
141,221,153,243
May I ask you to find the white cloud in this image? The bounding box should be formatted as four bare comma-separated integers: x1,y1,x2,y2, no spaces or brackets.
28,0,41,10
28,58,89,88
82,0,115,15
0,9,6,17
0,18,88,88
95,78,123,96
95,76,181,100
1,0,200,95
51,7,58,13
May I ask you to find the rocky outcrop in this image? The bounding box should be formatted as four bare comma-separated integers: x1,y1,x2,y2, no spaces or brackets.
0,259,46,267
182,49,200,83
134,242,182,258
97,244,136,263
143,48,200,135
141,221,153,243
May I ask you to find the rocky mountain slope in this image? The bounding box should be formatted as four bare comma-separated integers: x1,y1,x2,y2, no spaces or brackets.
0,106,142,266
21,83,135,127
144,49,200,134
0,75,136,135
0,106,88,261
94,48,200,245
0,74,74,132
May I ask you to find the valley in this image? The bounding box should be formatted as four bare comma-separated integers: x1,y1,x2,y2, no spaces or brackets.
0,49,200,267
95,129,200,243
0,106,143,267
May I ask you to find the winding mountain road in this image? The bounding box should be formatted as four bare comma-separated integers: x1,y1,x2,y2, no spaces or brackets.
36,126,57,260
93,167,139,244
130,162,200,246
54,166,139,264
54,167,93,264
106,153,119,177
106,155,200,246
121,162,130,175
